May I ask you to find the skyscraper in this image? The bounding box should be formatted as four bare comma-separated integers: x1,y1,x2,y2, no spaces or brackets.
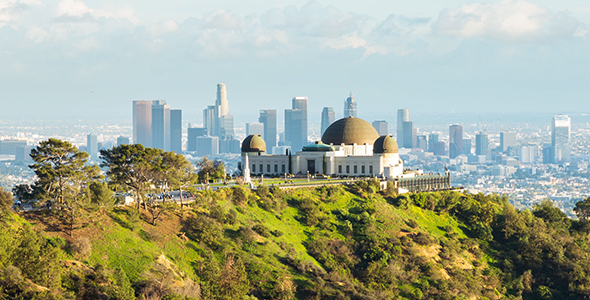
170,109,182,153
117,136,130,146
344,94,357,118
475,132,488,156
321,107,335,136
402,121,414,148
87,134,98,160
397,109,410,148
151,100,170,151
462,139,472,155
246,122,264,137
285,97,308,151
133,100,153,147
449,125,463,159
417,135,428,152
259,109,277,150
428,134,438,153
500,132,516,152
552,114,571,162
187,127,207,152
372,120,388,136
202,83,235,151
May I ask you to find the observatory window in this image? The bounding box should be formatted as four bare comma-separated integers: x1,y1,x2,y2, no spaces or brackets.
260,164,263,173
369,165,373,174
267,164,271,172
274,164,278,173
353,165,358,173
346,165,350,173
338,165,342,173
252,164,256,172
361,165,365,174
282,164,286,173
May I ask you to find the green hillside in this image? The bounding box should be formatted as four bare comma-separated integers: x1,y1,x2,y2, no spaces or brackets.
2,181,590,299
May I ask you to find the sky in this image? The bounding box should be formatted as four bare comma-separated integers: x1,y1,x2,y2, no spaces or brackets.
1,0,590,125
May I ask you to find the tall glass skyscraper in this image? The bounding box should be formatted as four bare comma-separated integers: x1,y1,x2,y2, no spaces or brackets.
449,125,463,159
151,100,170,151
133,100,153,147
552,114,571,162
321,107,335,136
397,109,410,147
344,95,357,118
475,132,489,156
285,97,308,151
259,109,277,150
170,109,182,153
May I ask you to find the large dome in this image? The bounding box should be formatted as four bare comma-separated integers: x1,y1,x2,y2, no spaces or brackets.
373,135,399,154
321,116,380,145
241,135,266,153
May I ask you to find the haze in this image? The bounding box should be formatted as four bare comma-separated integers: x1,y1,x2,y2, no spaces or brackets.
1,0,589,122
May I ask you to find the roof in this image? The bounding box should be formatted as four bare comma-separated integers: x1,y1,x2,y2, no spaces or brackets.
302,141,334,152
321,116,380,145
373,135,399,154
241,135,266,153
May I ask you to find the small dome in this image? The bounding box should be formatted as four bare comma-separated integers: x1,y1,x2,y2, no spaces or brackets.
373,135,399,154
302,141,334,152
241,135,266,153
321,116,380,145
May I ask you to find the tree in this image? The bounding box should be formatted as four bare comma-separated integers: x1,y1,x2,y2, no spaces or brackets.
88,181,115,212
574,197,590,221
30,138,100,235
196,157,225,182
161,151,197,209
100,144,161,210
0,187,12,215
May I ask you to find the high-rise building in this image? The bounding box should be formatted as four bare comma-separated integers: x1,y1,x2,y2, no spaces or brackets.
475,132,488,156
433,141,446,156
187,127,207,152
462,139,472,155
87,134,98,160
133,100,153,147
552,114,570,163
285,97,308,151
259,109,277,150
117,136,130,146
15,146,31,162
372,120,388,136
0,139,27,155
344,94,357,118
402,121,414,148
428,134,438,152
520,144,537,164
170,109,182,153
449,125,463,159
417,135,428,152
202,84,235,151
246,122,264,137
542,144,554,164
500,132,516,153
151,100,170,151
196,136,219,157
321,107,335,136
397,109,410,148
203,105,216,137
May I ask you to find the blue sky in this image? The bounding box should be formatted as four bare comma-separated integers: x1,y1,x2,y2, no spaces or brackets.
1,0,589,124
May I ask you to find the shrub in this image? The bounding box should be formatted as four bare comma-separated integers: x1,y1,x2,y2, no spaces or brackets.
407,219,419,228
71,237,92,259
252,224,271,238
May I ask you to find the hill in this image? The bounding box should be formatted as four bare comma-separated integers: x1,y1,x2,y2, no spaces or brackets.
1,180,590,299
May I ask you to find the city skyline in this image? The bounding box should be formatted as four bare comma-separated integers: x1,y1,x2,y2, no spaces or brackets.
1,1,590,121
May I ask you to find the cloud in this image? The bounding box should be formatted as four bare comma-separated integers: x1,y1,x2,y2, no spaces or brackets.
433,0,580,43
0,0,32,28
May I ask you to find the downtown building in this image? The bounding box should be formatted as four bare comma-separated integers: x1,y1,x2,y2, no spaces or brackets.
132,100,182,153
284,97,308,152
201,83,239,155
552,114,571,163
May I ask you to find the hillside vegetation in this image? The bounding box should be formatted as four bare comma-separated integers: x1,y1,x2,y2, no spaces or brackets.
2,181,590,300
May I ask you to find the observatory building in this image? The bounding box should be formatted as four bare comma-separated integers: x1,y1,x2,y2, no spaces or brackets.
241,116,451,194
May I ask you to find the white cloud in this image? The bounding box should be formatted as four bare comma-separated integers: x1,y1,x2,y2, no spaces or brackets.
433,0,580,43
145,20,178,37
25,26,47,43
56,0,89,18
